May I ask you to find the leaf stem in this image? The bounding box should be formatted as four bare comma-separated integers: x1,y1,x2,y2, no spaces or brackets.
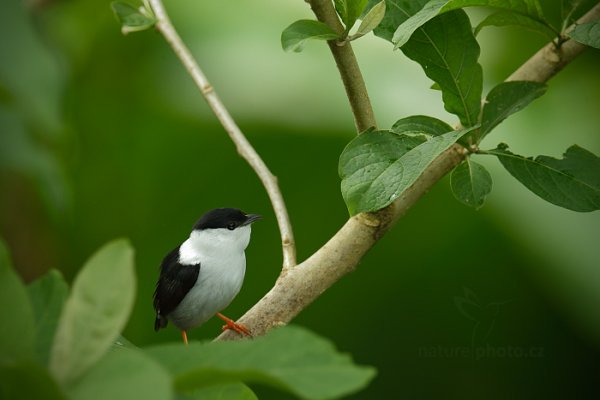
147,0,297,269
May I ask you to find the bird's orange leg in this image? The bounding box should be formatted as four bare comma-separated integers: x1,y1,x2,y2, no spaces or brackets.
216,312,252,337
181,330,189,345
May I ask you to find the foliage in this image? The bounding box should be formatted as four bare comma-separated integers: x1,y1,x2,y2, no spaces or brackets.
111,1,156,35
27,270,68,365
344,0,599,213
281,0,386,47
478,81,547,141
49,240,136,385
389,0,553,48
146,327,375,399
450,158,492,209
0,240,375,400
400,9,483,128
568,20,600,49
2,0,599,399
112,0,600,217
339,126,477,214
281,20,340,52
482,144,600,212
279,0,600,214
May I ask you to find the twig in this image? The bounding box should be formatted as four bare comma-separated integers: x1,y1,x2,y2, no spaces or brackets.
147,0,296,269
308,0,377,132
217,1,598,340
507,2,600,82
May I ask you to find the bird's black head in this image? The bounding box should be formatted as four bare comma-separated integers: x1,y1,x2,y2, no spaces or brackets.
193,208,262,231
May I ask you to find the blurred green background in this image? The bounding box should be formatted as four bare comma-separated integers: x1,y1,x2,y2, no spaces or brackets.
1,0,599,398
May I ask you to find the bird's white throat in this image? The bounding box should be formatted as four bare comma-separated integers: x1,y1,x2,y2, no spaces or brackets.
179,225,252,265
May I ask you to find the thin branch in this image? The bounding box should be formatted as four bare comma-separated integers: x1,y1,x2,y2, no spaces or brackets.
308,0,377,132
147,0,296,269
217,2,597,340
508,2,600,82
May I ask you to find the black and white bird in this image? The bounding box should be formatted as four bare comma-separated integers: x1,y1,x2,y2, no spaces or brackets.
153,208,261,344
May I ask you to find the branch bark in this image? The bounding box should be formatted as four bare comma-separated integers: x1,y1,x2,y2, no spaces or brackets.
148,0,296,269
308,0,377,132
217,2,598,340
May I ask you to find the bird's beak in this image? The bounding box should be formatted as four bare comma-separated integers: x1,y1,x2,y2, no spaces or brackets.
243,214,262,225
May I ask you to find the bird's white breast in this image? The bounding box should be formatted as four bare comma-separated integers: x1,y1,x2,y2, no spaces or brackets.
169,226,250,330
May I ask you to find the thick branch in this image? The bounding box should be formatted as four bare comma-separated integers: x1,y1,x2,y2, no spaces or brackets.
218,3,598,340
148,0,296,268
308,0,377,132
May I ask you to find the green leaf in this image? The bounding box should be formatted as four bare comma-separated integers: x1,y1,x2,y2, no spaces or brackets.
334,0,348,25
27,270,69,366
111,1,156,35
184,383,258,400
368,2,484,125
354,0,386,38
347,0,370,29
401,10,483,127
391,0,449,48
371,0,429,42
0,240,35,364
391,115,453,137
281,20,340,53
339,126,475,215
389,0,548,48
0,361,66,400
335,0,369,30
49,239,136,385
441,0,545,18
480,81,546,140
372,0,546,40
474,10,557,39
113,335,138,350
450,158,492,208
145,325,376,400
568,21,600,49
340,131,426,215
486,144,600,212
67,349,171,400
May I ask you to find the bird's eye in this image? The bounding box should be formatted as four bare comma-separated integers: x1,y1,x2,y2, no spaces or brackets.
227,222,236,230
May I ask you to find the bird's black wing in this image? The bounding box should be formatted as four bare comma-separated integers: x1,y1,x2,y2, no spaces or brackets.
153,247,200,331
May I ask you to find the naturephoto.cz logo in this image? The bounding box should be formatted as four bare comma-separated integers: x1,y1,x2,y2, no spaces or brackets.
418,343,545,361
418,287,545,360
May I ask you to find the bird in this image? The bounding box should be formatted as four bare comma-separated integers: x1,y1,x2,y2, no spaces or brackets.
153,207,261,344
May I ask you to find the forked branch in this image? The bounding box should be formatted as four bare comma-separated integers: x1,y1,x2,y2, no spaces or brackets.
217,1,599,340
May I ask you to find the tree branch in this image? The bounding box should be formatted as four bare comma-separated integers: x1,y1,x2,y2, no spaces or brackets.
308,0,377,132
148,0,296,269
507,2,600,82
217,2,598,340
218,144,465,339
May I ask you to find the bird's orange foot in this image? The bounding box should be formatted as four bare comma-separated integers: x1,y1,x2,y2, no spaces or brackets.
216,312,252,337
181,330,189,345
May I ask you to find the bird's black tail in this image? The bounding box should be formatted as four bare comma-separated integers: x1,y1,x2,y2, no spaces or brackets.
154,314,168,331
